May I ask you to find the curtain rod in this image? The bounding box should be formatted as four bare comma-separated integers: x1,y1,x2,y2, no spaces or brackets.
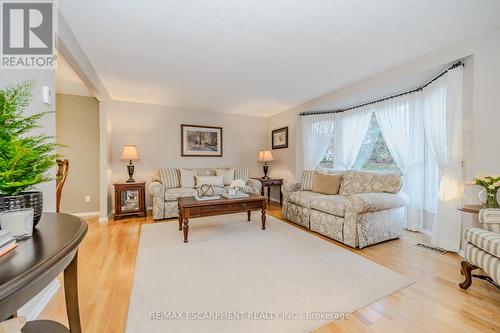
299,61,464,116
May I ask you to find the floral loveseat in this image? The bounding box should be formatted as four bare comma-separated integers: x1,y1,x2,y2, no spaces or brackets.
282,170,409,248
149,167,261,220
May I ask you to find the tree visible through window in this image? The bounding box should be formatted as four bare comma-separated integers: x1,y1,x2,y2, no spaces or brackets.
319,136,334,169
354,114,400,173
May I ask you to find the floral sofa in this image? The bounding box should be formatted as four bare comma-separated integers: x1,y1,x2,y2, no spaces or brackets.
282,170,409,248
149,167,261,220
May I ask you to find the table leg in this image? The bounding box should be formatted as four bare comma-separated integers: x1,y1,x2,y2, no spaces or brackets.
64,252,82,333
261,207,266,230
279,185,283,206
183,218,189,243
267,186,271,203
459,261,478,289
178,211,183,231
260,186,265,196
247,210,251,221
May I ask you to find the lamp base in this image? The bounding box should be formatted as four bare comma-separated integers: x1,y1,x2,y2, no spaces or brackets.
262,164,269,179
126,163,135,183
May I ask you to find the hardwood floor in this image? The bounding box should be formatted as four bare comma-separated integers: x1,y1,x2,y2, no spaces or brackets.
40,203,500,332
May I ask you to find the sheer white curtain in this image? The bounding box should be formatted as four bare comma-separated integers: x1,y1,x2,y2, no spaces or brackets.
334,106,373,170
423,66,464,252
375,95,425,231
301,113,335,170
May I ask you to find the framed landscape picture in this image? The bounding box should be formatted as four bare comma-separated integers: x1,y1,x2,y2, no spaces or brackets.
181,124,223,157
272,126,288,149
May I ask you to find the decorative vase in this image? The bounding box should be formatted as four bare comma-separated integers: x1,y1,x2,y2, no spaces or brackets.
0,191,43,226
478,188,487,205
485,189,499,209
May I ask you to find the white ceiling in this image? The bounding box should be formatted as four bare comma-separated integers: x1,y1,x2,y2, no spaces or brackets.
60,0,500,117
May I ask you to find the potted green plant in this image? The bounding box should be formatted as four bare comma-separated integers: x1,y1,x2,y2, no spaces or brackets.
0,80,58,226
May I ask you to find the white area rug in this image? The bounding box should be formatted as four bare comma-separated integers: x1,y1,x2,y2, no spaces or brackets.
126,213,413,333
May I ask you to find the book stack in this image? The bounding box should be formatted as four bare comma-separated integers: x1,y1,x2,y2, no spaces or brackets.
194,195,221,201
0,230,17,257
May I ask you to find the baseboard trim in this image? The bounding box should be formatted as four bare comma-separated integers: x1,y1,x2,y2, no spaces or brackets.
73,211,100,217
18,279,60,320
99,210,113,224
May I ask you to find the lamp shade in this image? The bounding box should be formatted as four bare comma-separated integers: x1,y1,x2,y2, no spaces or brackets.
120,145,140,161
258,150,274,162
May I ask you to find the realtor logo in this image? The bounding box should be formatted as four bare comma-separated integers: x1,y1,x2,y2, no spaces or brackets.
1,0,57,69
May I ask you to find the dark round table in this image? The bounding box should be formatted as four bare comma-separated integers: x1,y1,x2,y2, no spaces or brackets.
0,213,88,332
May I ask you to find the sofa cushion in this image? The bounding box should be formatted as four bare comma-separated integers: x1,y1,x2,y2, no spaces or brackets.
288,191,325,209
310,195,347,217
159,168,180,189
180,168,196,187
312,172,341,195
164,187,197,201
195,168,216,176
464,228,500,258
339,170,402,195
216,168,235,185
195,175,224,187
347,192,409,214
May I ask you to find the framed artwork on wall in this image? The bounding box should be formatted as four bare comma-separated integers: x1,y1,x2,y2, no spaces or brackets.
181,124,223,157
272,126,288,149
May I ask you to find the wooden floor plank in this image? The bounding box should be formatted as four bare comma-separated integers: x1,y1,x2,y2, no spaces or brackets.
39,203,500,332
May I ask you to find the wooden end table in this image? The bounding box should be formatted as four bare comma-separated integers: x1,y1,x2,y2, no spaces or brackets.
177,193,267,243
0,213,87,333
114,181,146,220
250,177,284,205
458,204,484,214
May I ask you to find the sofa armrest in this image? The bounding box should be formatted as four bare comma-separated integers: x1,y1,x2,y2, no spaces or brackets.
149,181,165,220
246,179,262,194
281,182,301,202
149,181,165,195
346,192,409,214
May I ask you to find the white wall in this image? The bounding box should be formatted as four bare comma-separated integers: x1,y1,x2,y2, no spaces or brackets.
108,101,268,206
0,70,56,212
56,94,100,214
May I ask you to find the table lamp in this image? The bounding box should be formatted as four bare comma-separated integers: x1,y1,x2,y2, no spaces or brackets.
258,150,274,179
120,145,140,183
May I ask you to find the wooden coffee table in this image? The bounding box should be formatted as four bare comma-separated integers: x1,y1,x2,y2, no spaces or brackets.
177,193,267,243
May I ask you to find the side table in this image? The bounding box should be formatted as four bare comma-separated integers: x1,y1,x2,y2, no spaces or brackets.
250,178,284,205
114,181,146,220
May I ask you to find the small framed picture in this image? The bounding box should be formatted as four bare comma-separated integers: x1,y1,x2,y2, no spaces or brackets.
272,126,288,149
181,124,223,157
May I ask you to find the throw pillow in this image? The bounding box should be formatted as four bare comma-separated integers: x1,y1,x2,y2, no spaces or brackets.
159,168,180,189
216,168,235,186
195,175,224,187
312,172,341,195
180,168,196,188
234,168,249,181
300,170,316,191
